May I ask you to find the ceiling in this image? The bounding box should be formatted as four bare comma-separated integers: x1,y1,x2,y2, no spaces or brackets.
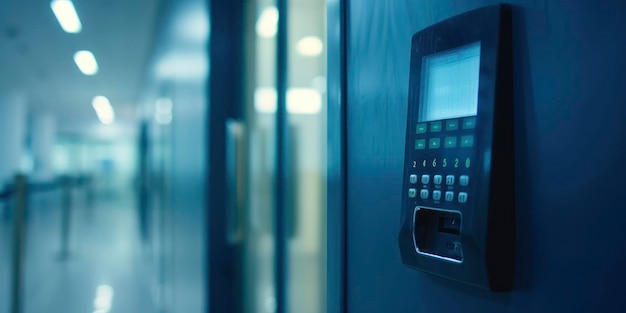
0,0,161,139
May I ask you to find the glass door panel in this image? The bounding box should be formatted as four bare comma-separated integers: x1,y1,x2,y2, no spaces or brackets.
242,0,278,312
285,0,327,312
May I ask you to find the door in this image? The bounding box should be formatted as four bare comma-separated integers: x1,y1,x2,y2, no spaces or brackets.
241,0,328,312
209,0,328,312
240,0,278,312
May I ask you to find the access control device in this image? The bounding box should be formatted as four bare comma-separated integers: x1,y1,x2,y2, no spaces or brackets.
397,5,515,291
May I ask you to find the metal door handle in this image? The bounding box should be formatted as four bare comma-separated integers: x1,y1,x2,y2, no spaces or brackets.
226,119,245,244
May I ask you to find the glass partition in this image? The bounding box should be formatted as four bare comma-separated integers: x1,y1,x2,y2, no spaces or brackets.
285,0,327,312
242,0,278,312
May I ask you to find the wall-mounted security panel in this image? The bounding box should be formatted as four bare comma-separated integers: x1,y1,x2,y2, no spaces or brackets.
397,5,515,291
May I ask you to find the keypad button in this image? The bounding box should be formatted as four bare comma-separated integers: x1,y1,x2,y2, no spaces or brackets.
459,175,469,186
458,192,468,203
429,138,441,149
409,174,418,184
416,123,428,134
446,175,455,185
446,119,459,131
444,136,457,148
415,139,426,150
430,121,442,132
433,190,442,200
445,191,454,202
462,117,476,129
408,188,417,198
420,189,429,200
433,175,443,185
460,135,474,147
421,175,430,184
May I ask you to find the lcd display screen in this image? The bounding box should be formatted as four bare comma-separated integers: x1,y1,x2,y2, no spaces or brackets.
418,42,481,122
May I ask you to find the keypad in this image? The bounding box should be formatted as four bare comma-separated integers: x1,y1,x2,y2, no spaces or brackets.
415,117,476,150
408,116,476,206
406,174,471,204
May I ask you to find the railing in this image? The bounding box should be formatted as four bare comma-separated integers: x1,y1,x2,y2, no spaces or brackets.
0,174,93,313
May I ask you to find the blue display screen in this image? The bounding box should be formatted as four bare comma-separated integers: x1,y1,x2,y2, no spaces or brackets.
418,42,481,122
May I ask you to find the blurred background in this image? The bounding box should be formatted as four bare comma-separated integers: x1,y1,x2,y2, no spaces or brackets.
0,0,327,313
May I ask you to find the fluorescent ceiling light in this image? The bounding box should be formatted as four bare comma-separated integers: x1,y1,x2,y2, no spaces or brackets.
256,7,278,38
254,88,277,113
296,36,324,57
50,0,82,33
287,88,322,114
254,88,321,114
92,96,115,124
74,50,99,75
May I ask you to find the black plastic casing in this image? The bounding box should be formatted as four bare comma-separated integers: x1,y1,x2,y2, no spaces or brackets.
397,4,514,291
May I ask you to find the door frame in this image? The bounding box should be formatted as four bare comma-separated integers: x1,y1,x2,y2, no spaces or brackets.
326,0,348,312
207,0,246,312
207,0,348,312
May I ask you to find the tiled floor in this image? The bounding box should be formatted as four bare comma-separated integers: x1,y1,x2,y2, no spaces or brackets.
0,189,157,313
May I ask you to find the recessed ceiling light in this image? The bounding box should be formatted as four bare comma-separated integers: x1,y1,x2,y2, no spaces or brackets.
92,96,115,124
254,88,321,114
296,36,323,57
74,50,99,75
287,88,322,114
50,0,82,34
256,7,278,38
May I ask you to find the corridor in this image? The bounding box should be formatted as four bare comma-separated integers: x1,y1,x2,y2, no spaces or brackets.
0,189,156,313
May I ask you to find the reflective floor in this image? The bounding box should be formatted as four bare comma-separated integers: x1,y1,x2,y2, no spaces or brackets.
0,190,156,313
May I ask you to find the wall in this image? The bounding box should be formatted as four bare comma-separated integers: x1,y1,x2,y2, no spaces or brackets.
345,0,626,312
139,0,208,312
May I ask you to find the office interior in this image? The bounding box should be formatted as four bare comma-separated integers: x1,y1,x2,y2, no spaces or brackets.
0,0,625,313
